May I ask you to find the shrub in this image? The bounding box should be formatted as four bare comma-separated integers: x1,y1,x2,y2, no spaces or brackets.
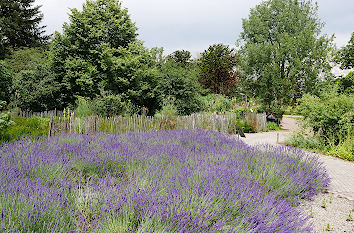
0,112,15,141
74,97,95,117
267,121,281,131
202,94,231,113
2,116,49,142
157,61,203,115
155,98,178,130
228,116,256,134
297,91,353,144
286,133,326,152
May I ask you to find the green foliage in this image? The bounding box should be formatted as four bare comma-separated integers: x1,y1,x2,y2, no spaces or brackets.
0,0,49,59
267,122,281,131
5,47,48,73
328,134,353,161
239,0,333,108
168,50,192,65
0,112,15,140
157,60,203,115
199,44,237,95
74,97,95,117
5,47,61,112
0,61,11,104
9,52,61,112
50,0,144,106
0,116,48,142
228,116,256,134
91,91,135,117
155,98,179,130
337,32,354,69
202,94,232,113
286,133,326,152
297,90,353,142
336,71,354,94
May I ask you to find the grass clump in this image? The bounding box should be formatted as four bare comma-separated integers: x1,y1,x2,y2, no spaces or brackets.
0,116,49,143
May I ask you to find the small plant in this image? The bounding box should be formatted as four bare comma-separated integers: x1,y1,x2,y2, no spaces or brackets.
347,212,353,221
309,207,314,218
329,196,333,204
321,198,327,209
267,121,281,131
325,223,332,231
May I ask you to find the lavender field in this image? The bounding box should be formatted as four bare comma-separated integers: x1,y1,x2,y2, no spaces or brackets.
0,130,329,232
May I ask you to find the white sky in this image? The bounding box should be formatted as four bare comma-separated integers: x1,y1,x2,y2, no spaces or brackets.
36,0,354,56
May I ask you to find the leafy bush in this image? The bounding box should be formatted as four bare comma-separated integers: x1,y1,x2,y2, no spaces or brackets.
286,133,326,152
0,112,15,141
336,71,354,94
228,116,256,134
90,92,136,117
74,97,95,117
155,98,178,130
328,134,354,161
202,94,231,113
2,116,49,142
297,91,353,144
157,61,203,115
267,121,281,131
0,61,11,104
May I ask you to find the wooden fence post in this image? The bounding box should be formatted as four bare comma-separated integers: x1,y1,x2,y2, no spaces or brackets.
48,116,53,139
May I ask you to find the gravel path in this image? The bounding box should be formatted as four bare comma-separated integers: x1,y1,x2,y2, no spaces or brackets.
238,116,354,232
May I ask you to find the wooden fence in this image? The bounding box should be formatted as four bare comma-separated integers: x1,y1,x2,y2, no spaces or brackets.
47,112,267,136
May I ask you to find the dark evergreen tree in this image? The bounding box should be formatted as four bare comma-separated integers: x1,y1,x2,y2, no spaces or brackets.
0,0,49,59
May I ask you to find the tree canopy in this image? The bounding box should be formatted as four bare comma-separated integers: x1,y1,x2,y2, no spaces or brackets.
0,0,48,59
50,0,160,111
239,0,333,108
199,44,237,96
338,32,354,69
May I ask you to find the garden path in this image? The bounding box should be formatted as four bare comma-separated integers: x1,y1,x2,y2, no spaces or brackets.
238,115,354,232
239,115,354,201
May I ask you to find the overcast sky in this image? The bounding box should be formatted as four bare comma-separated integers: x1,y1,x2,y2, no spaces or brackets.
36,0,354,56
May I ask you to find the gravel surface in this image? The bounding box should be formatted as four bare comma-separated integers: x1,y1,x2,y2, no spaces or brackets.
237,116,354,233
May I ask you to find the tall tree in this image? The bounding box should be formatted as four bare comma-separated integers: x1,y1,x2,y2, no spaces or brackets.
168,50,192,65
0,0,48,59
51,0,159,112
7,47,61,111
199,44,237,95
239,0,333,108
338,32,354,69
0,61,11,104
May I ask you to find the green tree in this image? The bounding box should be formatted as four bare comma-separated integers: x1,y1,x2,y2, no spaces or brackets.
338,32,354,69
0,61,11,104
0,0,49,59
239,0,333,108
7,47,61,111
168,50,192,65
157,60,203,115
199,44,237,95
50,0,159,113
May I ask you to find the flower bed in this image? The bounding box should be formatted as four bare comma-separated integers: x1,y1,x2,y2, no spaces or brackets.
0,130,329,232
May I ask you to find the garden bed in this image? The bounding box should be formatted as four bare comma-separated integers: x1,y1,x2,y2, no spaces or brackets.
0,130,329,232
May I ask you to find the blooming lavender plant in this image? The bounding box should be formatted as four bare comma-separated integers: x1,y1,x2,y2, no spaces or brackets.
0,129,329,232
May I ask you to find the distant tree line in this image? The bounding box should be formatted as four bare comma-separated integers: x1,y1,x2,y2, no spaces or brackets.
0,0,352,116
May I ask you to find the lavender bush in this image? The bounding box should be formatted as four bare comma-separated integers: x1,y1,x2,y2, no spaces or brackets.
0,130,329,232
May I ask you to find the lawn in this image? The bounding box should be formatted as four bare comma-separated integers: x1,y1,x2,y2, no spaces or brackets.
0,129,329,232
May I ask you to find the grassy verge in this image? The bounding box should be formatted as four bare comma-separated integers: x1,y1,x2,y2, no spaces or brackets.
285,133,353,161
